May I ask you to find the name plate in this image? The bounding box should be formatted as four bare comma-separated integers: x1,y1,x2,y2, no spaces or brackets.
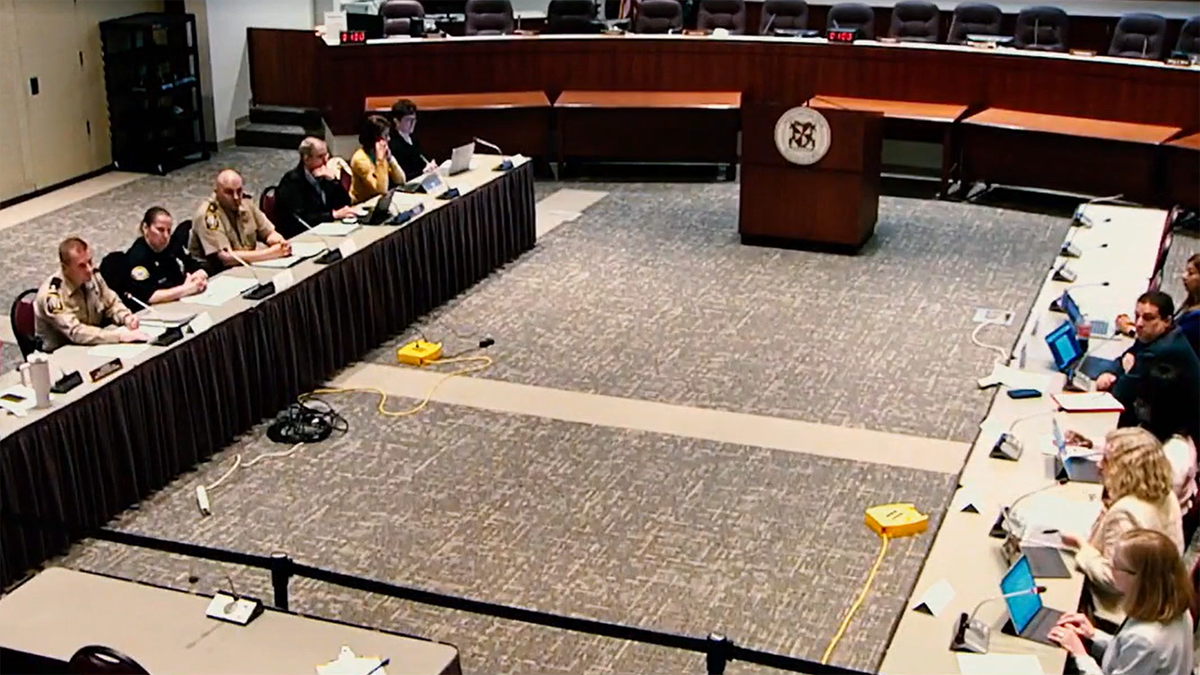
271,270,296,292
338,238,359,258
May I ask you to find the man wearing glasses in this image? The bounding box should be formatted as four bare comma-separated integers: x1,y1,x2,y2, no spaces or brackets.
273,137,356,239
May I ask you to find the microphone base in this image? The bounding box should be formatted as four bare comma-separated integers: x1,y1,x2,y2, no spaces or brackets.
988,507,1011,539
151,327,185,347
1048,297,1064,313
1060,243,1082,258
314,249,343,265
950,612,991,653
492,159,514,171
437,187,461,201
243,282,276,301
989,433,1023,461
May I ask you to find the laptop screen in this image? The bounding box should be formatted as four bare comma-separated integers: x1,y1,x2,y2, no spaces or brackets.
1044,320,1082,372
1001,556,1042,633
1060,291,1084,327
1051,419,1066,455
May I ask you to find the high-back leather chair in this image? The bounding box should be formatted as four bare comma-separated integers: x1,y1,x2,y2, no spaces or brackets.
889,0,939,41
633,0,682,33
98,252,131,301
759,0,808,32
1175,15,1199,55
947,2,1001,43
465,0,515,35
68,646,149,675
1108,13,1167,59
826,2,875,39
9,289,39,357
379,0,425,35
1012,5,1068,52
546,0,598,33
697,0,747,33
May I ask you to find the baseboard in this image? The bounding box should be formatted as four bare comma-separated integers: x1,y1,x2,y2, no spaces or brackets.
0,165,115,210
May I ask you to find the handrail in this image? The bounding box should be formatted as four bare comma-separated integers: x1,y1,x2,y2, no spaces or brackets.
2,512,866,675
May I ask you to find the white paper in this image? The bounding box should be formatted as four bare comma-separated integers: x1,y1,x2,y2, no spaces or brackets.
189,312,214,334
911,578,955,616
1020,495,1102,535
289,242,327,258
310,221,360,237
183,276,257,307
272,270,295,292
88,344,150,359
956,653,1043,675
317,646,388,675
323,11,347,44
338,239,359,258
992,365,1053,392
140,311,196,329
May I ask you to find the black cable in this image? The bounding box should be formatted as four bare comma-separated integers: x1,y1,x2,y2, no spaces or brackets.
267,397,348,444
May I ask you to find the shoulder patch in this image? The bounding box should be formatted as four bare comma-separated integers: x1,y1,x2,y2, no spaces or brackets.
130,266,150,281
46,294,63,314
206,214,219,231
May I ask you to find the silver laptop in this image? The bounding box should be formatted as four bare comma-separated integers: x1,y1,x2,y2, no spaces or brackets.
448,142,475,175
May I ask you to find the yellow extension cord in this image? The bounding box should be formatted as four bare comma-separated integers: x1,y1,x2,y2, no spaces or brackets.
300,354,493,417
821,534,891,665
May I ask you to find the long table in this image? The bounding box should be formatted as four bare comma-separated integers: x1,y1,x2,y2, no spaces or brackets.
0,567,462,675
0,157,536,590
880,203,1172,674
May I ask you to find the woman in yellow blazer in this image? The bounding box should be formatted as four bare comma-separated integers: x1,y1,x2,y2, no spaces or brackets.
349,115,405,205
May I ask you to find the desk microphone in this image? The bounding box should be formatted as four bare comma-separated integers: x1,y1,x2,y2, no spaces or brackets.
227,251,276,300
950,585,1047,653
989,476,1069,538
123,292,161,319
295,216,343,265
1072,194,1123,228
474,137,514,171
1048,282,1110,312
990,409,1059,461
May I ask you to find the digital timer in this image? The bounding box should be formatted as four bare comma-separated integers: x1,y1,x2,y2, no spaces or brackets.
340,30,368,44
827,28,858,43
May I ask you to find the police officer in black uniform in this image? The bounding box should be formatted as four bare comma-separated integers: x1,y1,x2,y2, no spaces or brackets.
126,206,208,305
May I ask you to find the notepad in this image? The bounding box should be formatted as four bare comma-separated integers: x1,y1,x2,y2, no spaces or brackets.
1051,392,1124,412
956,653,1043,675
182,276,257,307
88,344,150,359
309,221,360,237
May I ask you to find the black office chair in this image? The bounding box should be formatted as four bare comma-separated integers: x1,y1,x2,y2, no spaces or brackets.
171,219,192,253
465,0,515,35
98,251,131,301
1108,13,1167,59
633,0,683,33
759,0,808,33
379,0,425,36
1176,15,1200,56
1012,5,1068,52
68,645,149,675
947,2,1001,43
889,0,939,42
697,0,747,33
545,0,599,33
826,2,875,39
9,288,40,357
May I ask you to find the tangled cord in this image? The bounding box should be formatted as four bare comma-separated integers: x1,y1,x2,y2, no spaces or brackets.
267,398,349,444
971,318,1012,366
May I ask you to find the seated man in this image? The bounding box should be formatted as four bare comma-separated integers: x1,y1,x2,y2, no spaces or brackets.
188,169,291,271
34,237,149,350
1097,290,1200,423
127,206,208,305
273,137,356,239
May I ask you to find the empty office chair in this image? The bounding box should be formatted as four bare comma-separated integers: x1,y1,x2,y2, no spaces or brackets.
9,289,39,357
1108,13,1167,59
1012,6,1068,52
465,0,515,35
827,2,875,39
98,251,131,301
546,0,598,33
759,0,808,33
633,0,683,33
68,645,149,675
889,0,939,42
697,0,747,33
946,2,1001,43
379,0,425,35
1176,15,1200,55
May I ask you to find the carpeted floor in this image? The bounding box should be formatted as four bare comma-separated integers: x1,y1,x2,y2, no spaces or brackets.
370,182,1070,442
58,393,956,673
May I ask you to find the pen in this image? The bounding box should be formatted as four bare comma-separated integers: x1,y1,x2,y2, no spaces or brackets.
365,657,390,675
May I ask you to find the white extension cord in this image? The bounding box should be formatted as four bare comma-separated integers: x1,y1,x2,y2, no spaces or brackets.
194,442,305,516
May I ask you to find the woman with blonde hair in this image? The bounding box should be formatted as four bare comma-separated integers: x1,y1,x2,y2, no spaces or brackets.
1049,529,1194,674
1060,427,1184,627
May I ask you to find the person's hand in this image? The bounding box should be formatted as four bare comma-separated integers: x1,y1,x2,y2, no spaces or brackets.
1064,430,1093,448
119,329,150,343
1095,373,1117,391
182,276,203,296
1121,352,1135,373
124,314,140,330
1059,532,1084,549
375,137,389,160
1055,613,1095,640
424,159,440,174
1048,625,1088,656
312,163,337,181
333,205,357,219
1115,314,1133,334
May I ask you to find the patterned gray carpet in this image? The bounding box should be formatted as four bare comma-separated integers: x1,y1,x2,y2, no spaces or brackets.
370,182,1070,442
58,393,956,674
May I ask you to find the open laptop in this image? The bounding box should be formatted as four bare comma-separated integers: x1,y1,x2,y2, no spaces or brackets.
1059,290,1117,339
1044,320,1117,385
447,142,475,176
363,189,399,225
1002,555,1064,645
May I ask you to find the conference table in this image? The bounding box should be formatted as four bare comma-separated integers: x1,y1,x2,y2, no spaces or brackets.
0,156,536,590
0,567,462,675
879,203,1173,674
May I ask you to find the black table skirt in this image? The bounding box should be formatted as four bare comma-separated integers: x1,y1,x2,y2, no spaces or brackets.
0,165,536,589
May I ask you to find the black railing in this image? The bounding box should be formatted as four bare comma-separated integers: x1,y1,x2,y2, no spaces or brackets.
3,513,868,675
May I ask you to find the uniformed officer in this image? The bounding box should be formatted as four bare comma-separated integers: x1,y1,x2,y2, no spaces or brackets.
188,169,291,271
127,206,209,305
34,237,150,351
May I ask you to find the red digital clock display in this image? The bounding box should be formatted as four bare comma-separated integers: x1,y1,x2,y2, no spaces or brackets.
827,28,858,43
340,30,368,44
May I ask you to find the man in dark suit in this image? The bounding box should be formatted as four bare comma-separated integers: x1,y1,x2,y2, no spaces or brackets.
273,137,356,239
1098,290,1200,426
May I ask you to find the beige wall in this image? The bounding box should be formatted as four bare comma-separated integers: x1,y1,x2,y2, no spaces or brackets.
0,0,163,203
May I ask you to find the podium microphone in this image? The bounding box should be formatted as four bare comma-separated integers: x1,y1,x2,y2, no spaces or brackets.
295,216,343,265
474,137,514,171
990,409,1058,461
228,251,276,300
950,585,1048,653
989,477,1068,539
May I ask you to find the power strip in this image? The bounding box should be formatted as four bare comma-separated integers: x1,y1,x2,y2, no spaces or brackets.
396,340,443,366
865,503,929,538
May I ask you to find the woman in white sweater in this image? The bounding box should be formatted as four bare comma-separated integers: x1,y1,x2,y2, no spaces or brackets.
1060,428,1185,627
1048,528,1194,675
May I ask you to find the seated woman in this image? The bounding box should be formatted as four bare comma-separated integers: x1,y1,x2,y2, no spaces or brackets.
126,206,208,305
388,99,439,181
1049,528,1194,675
349,114,405,205
1059,428,1184,628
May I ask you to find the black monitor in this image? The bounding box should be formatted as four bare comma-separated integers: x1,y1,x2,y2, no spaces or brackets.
346,12,384,39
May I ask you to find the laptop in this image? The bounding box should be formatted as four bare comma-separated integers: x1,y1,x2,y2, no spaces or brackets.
1044,320,1117,385
1059,291,1117,339
364,189,399,225
447,142,475,176
1052,419,1102,483
1002,555,1064,645
400,170,447,196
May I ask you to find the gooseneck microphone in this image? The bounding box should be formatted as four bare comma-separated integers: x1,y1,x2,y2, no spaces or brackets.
474,137,514,171
227,250,276,300
989,477,1069,539
990,409,1059,461
295,216,343,265
950,585,1048,652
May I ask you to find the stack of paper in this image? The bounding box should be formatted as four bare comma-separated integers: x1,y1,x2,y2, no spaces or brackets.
182,276,257,307
309,221,360,237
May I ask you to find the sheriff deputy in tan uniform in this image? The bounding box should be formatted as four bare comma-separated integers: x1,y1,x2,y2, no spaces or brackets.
188,168,291,271
34,237,150,351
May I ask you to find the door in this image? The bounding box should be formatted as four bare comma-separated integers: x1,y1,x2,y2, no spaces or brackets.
0,0,34,201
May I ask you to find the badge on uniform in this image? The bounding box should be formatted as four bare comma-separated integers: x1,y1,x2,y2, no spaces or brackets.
206,214,218,231
46,294,63,314
130,266,150,281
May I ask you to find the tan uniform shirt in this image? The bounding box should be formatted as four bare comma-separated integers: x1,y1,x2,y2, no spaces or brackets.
33,272,133,351
188,195,277,265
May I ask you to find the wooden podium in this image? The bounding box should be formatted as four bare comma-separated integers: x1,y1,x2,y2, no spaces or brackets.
739,102,883,251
